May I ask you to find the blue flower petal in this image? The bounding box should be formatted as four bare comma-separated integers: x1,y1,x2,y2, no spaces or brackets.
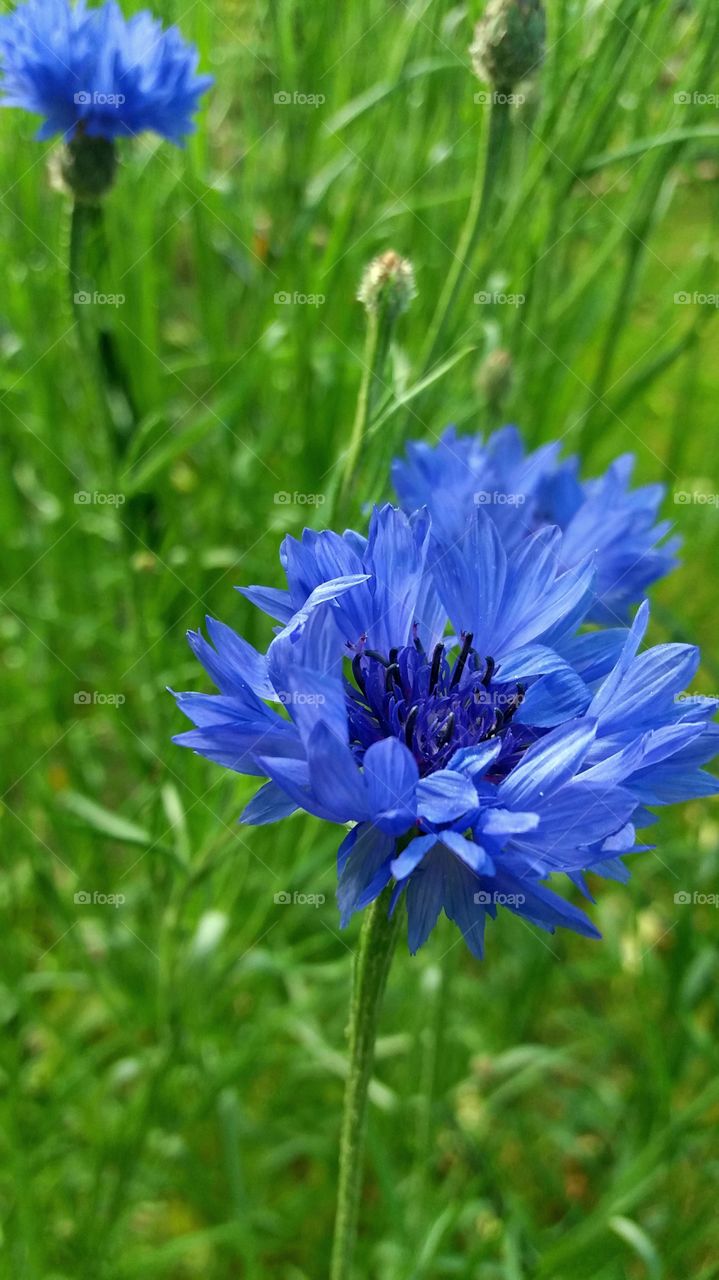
241,781,298,825
338,824,395,926
498,718,597,808
363,737,419,835
416,769,479,823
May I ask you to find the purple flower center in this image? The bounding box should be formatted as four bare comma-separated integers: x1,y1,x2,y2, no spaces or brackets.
345,630,532,777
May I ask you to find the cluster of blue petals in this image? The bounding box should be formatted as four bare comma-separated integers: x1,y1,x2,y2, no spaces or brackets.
392,425,680,624
173,499,717,959
0,0,213,143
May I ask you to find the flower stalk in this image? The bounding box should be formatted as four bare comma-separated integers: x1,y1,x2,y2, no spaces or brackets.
330,888,401,1280
332,251,415,520
419,96,511,374
420,0,545,374
69,190,138,452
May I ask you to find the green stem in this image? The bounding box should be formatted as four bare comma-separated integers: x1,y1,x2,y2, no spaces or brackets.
409,944,453,1239
69,198,138,453
331,305,390,522
330,889,401,1280
419,98,511,375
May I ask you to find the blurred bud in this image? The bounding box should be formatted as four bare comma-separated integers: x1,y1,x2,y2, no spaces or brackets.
476,348,514,408
470,0,546,91
357,251,417,319
60,135,117,202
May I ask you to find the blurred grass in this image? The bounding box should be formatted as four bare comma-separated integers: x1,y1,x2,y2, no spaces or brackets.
1,0,719,1276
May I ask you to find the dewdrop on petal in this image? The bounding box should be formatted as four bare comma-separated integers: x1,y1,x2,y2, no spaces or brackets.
357,251,417,320
470,0,546,91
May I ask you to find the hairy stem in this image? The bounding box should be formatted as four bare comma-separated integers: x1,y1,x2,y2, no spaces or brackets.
420,98,511,375
330,889,401,1280
332,304,390,521
70,198,138,452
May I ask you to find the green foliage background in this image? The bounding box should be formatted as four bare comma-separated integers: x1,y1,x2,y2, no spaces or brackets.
1,0,718,1276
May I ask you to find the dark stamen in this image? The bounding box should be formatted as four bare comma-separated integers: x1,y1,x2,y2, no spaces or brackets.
385,663,401,693
352,654,367,696
486,711,502,738
412,623,425,654
502,683,526,726
429,643,444,693
482,656,495,688
363,649,389,667
450,631,474,689
404,704,419,746
437,711,455,747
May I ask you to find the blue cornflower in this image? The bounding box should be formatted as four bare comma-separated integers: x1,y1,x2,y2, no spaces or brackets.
173,506,716,958
0,0,213,144
392,425,680,624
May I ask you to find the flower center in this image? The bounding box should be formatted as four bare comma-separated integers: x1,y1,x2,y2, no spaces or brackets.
345,629,530,777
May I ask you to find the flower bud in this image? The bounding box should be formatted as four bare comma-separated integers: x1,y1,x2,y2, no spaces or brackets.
470,0,546,91
476,348,514,408
357,251,416,320
60,135,118,203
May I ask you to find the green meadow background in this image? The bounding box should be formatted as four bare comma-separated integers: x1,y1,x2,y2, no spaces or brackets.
1,0,719,1276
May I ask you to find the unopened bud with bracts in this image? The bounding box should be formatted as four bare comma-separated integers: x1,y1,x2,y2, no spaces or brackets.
476,347,514,411
470,0,546,92
357,251,417,321
59,135,118,203
333,252,416,521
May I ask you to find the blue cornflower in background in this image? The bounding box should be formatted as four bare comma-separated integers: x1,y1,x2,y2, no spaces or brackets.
392,425,680,624
173,505,716,958
0,0,213,144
